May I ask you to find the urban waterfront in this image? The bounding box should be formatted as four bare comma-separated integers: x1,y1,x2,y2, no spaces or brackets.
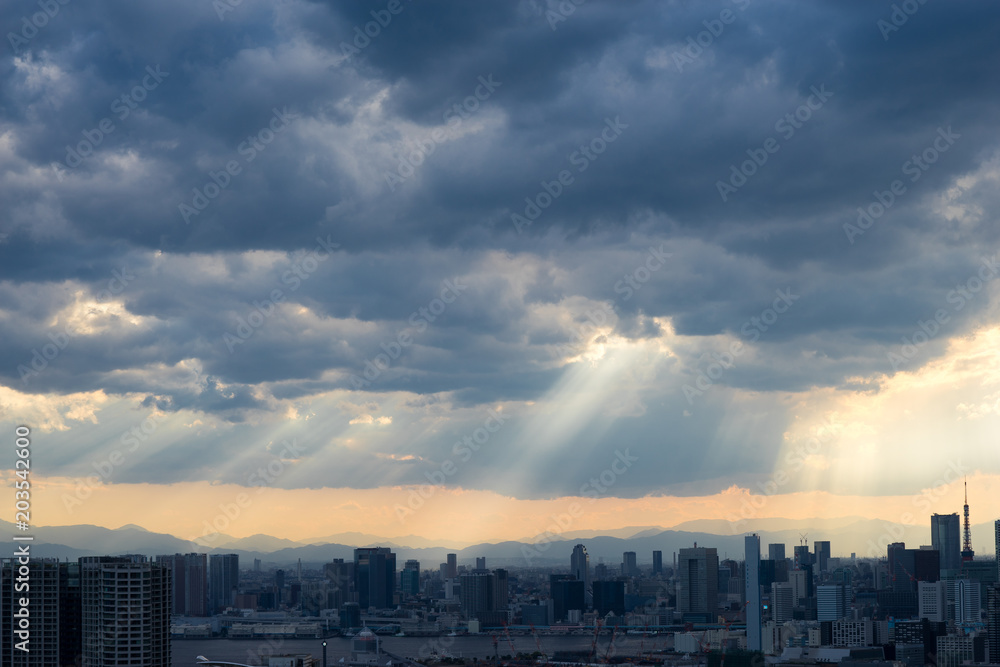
170,634,679,666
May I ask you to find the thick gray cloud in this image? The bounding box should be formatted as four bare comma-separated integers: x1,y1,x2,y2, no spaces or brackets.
2,0,999,499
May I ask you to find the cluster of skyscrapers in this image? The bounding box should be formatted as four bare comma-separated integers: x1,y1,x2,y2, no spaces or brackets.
2,508,999,666
0,553,244,666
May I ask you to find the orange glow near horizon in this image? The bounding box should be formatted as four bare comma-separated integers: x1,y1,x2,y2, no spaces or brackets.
11,472,999,550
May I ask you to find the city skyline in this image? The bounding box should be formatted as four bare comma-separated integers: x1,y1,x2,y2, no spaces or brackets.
3,525,999,665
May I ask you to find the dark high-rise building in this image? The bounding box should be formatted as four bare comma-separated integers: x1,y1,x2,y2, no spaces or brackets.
987,583,1000,665
550,574,585,622
59,561,82,667
476,557,487,570
888,543,940,593
593,579,626,617
678,546,719,619
494,569,509,610
774,558,789,583
893,618,947,667
718,568,731,599
460,571,494,620
769,544,786,562
354,547,396,609
209,554,239,614
155,553,207,616
1,558,82,667
446,554,457,578
276,568,285,604
653,551,663,575
401,560,420,596
931,513,961,575
759,559,777,588
814,541,831,573
771,582,794,623
325,559,355,609
995,520,1000,583
879,543,939,620
745,534,762,652
340,601,361,630
571,545,590,587
794,545,812,568
622,551,638,577
80,555,171,667
459,569,507,625
594,563,609,581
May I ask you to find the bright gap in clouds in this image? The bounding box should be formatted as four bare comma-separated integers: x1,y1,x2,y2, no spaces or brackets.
491,331,668,499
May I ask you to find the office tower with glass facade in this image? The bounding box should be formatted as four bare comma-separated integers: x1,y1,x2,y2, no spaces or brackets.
209,553,239,614
401,560,420,596
593,579,626,617
354,547,396,610
678,546,719,619
622,551,638,577
931,513,961,576
571,544,590,587
814,541,831,573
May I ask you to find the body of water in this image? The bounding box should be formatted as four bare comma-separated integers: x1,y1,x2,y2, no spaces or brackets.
171,633,677,666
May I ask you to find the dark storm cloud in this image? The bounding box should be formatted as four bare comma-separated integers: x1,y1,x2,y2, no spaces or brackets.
2,0,1000,497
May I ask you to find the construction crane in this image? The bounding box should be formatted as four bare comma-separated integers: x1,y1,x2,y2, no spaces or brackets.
500,622,517,656
528,623,547,664
636,625,661,664
604,624,620,663
589,618,604,663
716,605,748,667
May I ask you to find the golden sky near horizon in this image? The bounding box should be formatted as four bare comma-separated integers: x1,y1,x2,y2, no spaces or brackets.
5,321,1000,550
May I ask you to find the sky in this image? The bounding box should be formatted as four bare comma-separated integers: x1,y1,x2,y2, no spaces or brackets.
2,0,1000,549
